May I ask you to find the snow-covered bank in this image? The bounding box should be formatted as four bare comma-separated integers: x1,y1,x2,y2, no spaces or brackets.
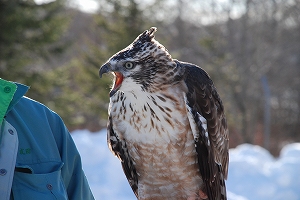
71,129,300,200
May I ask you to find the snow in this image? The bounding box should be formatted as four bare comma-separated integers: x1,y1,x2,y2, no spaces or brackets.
71,129,300,200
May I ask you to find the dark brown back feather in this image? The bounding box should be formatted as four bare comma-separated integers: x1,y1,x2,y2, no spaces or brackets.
177,60,229,200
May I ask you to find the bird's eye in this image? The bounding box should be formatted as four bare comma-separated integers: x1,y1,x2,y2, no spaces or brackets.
124,61,135,69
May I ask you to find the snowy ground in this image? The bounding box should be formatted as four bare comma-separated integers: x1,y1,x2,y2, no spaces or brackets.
71,129,300,200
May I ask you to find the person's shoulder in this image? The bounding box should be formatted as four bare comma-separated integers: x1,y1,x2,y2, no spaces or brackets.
19,96,61,119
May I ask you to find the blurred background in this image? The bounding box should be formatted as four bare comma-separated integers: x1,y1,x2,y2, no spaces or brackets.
1,0,300,156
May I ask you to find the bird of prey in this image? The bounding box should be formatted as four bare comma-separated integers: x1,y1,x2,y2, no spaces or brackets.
99,27,229,200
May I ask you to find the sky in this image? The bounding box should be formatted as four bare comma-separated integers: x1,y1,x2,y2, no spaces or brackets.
72,129,300,200
35,0,244,19
34,0,99,13
68,0,99,13
34,0,247,26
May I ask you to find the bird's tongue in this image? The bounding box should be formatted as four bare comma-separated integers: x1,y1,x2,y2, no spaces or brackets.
110,72,123,97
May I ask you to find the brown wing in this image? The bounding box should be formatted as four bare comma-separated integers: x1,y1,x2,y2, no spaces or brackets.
107,116,139,198
177,60,229,200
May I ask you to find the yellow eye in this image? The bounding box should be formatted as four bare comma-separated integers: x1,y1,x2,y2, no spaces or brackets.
124,61,135,69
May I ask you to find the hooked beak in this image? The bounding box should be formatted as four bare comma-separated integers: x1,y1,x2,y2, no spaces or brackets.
99,63,124,97
99,63,112,78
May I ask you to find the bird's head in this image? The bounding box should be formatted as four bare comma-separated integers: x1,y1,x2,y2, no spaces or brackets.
99,27,178,97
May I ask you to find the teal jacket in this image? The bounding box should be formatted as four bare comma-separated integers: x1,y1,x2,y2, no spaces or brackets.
0,79,94,200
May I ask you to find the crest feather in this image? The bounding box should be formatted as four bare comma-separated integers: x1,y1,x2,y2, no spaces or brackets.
111,27,159,61
132,27,157,47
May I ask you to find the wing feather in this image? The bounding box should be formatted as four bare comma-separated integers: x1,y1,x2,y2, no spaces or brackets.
177,60,229,200
107,116,139,198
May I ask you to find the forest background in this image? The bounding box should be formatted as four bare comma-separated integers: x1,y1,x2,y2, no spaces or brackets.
1,0,299,155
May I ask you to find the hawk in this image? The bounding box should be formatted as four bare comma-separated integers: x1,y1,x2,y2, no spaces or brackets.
99,27,229,200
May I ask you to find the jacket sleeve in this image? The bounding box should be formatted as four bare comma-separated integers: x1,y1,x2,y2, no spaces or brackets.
49,112,95,200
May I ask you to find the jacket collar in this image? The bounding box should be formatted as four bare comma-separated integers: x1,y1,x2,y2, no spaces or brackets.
0,79,29,122
8,82,29,113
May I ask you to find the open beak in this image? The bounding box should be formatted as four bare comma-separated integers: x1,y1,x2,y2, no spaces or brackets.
99,63,124,97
